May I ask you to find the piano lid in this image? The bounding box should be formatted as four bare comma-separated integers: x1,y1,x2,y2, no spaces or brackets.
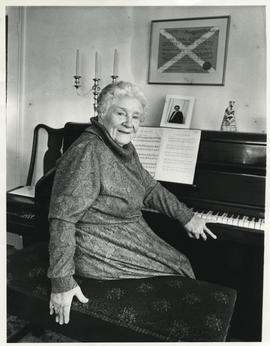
198,130,266,172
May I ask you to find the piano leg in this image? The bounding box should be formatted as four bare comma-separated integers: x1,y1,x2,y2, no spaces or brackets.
214,241,264,341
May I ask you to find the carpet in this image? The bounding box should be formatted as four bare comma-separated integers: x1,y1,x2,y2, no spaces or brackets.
7,247,77,342
7,314,78,342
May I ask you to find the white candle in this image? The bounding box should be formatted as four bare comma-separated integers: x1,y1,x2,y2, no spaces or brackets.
95,51,99,79
113,49,118,76
75,49,80,76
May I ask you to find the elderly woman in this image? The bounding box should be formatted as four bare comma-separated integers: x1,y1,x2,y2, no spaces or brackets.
48,81,216,325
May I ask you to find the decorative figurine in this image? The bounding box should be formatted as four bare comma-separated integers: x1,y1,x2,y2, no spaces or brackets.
220,101,237,131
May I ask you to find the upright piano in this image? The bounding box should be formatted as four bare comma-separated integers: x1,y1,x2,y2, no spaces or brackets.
143,129,266,341
35,124,266,341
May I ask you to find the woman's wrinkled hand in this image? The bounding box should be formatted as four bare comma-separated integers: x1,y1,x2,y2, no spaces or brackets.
49,285,88,324
184,215,217,241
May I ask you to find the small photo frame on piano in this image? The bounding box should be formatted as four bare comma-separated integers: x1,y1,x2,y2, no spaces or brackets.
160,94,195,129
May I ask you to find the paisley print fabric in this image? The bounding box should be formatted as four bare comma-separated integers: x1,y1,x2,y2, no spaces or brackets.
8,243,237,342
47,118,194,292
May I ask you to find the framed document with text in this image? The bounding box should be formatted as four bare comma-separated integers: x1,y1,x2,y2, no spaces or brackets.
148,16,230,85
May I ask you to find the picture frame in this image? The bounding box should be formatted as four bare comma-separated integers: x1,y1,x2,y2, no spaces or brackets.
148,16,230,85
160,95,195,129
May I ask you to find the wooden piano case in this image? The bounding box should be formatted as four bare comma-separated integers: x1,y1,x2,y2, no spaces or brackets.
144,130,266,341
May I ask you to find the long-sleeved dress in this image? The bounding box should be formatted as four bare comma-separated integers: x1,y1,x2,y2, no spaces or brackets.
47,118,195,293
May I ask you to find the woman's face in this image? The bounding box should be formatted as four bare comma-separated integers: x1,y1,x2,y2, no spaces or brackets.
101,96,143,146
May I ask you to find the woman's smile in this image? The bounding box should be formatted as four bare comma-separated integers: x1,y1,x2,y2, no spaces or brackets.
118,129,132,134
100,96,143,146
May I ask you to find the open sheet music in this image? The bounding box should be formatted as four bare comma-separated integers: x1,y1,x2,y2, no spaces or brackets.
133,127,201,185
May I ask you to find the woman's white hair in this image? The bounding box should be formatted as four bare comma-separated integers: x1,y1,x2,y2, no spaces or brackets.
97,81,147,121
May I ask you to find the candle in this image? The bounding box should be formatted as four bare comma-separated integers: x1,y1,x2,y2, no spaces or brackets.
95,51,99,79
75,49,80,76
113,49,118,76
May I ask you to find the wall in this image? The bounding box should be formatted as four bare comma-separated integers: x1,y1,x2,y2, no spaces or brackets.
6,7,25,189
6,5,266,187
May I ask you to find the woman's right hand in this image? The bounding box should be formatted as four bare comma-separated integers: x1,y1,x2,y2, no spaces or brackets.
49,285,89,324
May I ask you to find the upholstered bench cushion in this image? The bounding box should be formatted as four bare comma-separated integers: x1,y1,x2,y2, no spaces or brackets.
7,192,36,228
8,242,236,342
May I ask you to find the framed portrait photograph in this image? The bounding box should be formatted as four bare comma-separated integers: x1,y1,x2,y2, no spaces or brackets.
148,16,230,85
160,95,195,129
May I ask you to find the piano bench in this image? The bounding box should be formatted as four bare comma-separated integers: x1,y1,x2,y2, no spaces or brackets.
7,242,237,342
7,190,38,249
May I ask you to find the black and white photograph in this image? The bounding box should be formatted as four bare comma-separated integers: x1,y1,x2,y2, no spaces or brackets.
160,94,195,128
3,2,269,344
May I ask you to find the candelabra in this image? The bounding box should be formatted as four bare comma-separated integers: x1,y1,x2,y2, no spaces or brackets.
111,75,119,84
73,75,119,118
73,49,119,120
73,75,81,89
91,78,101,117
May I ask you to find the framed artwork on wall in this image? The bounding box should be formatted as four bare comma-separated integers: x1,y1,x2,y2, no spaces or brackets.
148,16,230,85
160,95,195,129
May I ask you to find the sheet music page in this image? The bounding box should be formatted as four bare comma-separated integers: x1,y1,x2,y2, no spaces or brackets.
155,128,201,184
9,186,35,198
132,127,163,177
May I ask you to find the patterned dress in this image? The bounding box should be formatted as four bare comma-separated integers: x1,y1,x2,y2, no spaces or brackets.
48,118,195,293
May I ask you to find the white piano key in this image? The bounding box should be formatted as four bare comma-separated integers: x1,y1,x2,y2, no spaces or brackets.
222,213,229,224
241,216,247,227
210,212,219,222
253,221,260,230
238,216,246,228
208,211,219,222
260,219,265,231
218,213,227,223
249,218,256,229
226,215,235,226
242,216,250,228
232,215,240,226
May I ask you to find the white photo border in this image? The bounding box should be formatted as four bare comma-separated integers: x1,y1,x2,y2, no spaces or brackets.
160,94,195,129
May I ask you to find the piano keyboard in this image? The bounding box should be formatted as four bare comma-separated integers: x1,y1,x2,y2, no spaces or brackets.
194,210,265,231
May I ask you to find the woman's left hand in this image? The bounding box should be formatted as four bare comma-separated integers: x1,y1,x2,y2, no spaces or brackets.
184,215,217,240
